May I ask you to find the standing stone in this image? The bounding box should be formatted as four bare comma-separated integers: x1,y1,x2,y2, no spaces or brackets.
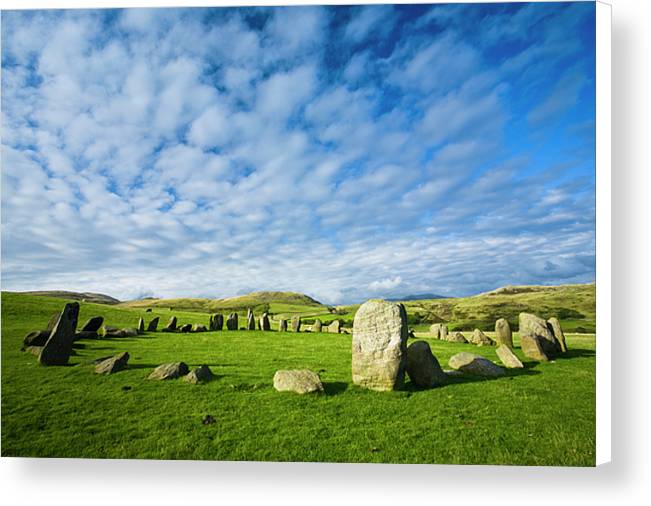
430,323,441,339
137,317,145,334
291,316,301,332
46,313,61,331
447,331,468,343
163,316,177,332
406,340,447,388
519,313,560,360
471,328,495,346
352,300,409,391
496,345,524,369
147,317,160,331
148,362,189,380
278,319,288,332
547,317,568,352
213,314,224,331
247,310,256,330
259,313,271,331
39,302,80,366
226,313,238,330
94,352,129,374
440,325,449,341
494,318,513,348
273,369,324,394
80,316,104,332
448,352,505,377
312,319,323,333
328,320,341,334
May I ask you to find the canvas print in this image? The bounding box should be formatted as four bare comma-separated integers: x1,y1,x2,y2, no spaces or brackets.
1,2,597,465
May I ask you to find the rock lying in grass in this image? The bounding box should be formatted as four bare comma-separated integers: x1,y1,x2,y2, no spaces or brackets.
352,300,408,391
23,330,50,348
148,362,189,380
80,316,104,332
547,317,567,352
312,319,322,333
226,313,238,330
74,330,98,341
122,328,140,337
448,352,505,377
184,365,214,384
273,369,324,394
147,317,159,331
519,313,560,361
496,345,524,369
494,318,513,348
192,324,208,332
471,329,495,346
137,317,145,334
247,310,256,330
291,316,301,332
260,313,271,331
406,340,447,388
447,331,468,343
163,316,178,332
327,320,341,334
179,324,192,333
278,319,288,332
39,302,79,366
95,352,129,374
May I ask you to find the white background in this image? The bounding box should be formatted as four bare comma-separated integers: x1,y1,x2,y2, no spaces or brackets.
0,0,649,504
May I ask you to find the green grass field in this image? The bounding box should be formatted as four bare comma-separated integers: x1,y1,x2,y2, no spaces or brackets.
1,292,595,465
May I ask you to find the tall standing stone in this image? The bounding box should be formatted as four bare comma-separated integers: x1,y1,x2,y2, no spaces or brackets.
430,323,441,339
328,320,341,334
164,316,177,331
312,319,322,333
519,313,560,361
212,314,224,331
80,316,104,332
247,310,256,331
147,317,160,332
39,302,79,366
547,317,567,352
291,316,301,332
352,300,409,391
278,319,288,332
259,313,270,331
137,317,145,334
440,325,448,341
494,318,513,348
226,313,238,330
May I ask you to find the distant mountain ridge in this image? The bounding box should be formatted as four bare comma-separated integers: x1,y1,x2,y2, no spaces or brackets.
16,290,121,305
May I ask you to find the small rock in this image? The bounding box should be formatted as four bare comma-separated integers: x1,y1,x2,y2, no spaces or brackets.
202,414,216,425
496,345,524,369
94,352,129,374
448,352,505,377
148,362,190,380
447,331,468,343
184,365,214,384
471,328,495,346
273,369,324,394
406,340,447,388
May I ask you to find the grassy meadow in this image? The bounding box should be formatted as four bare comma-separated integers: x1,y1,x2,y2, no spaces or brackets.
1,291,595,465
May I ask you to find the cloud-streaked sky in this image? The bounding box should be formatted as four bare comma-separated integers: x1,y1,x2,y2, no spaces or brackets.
1,2,596,304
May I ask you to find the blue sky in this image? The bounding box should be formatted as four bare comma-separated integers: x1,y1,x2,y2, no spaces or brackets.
0,2,596,304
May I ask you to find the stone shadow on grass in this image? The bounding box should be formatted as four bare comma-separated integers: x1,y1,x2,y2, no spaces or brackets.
557,348,595,359
403,366,542,392
322,381,349,396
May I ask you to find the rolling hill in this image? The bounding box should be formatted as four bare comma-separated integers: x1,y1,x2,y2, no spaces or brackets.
12,290,120,305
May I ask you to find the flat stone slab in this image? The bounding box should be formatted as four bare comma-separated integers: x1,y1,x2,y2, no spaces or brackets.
148,362,189,380
448,352,505,378
95,352,129,374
